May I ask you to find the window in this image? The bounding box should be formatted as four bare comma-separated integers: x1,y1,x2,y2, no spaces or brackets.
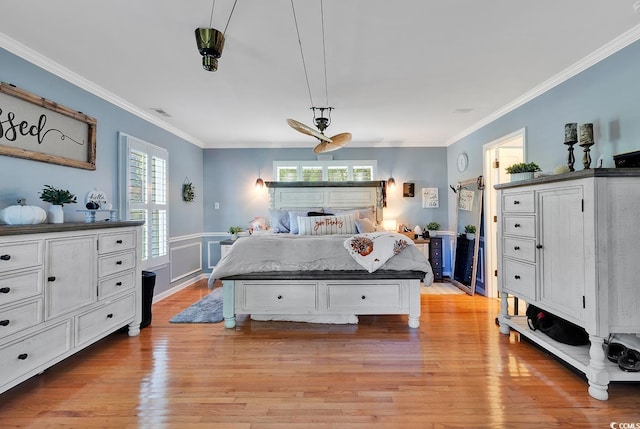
119,133,169,269
273,160,377,181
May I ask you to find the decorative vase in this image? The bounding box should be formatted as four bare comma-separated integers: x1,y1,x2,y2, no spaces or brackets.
466,233,476,240
48,205,64,224
428,230,437,237
231,233,238,241
509,172,534,182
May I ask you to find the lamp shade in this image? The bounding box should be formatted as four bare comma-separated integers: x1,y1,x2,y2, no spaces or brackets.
255,178,264,189
387,177,396,188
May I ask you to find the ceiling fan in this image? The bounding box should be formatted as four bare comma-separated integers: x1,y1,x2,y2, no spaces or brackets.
287,1,352,153
287,107,352,153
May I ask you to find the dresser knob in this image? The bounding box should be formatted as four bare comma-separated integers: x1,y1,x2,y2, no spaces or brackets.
48,276,56,282
361,295,366,300
277,295,282,300
0,320,9,326
0,254,10,261
514,246,520,250
17,353,28,360
0,287,10,294
116,260,123,265
513,200,520,205
514,223,521,228
106,313,114,319
116,240,123,244
536,244,543,249
514,275,521,280
116,282,123,286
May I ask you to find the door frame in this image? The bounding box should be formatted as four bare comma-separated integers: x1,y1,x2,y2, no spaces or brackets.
482,128,526,298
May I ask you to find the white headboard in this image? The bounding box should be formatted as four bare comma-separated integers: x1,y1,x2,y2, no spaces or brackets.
265,181,386,223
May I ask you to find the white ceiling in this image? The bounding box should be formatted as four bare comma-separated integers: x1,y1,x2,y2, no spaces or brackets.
1,1,639,149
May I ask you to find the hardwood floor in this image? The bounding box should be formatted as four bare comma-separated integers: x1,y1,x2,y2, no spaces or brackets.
1,279,639,428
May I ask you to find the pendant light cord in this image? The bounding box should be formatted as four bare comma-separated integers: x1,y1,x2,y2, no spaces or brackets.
208,0,239,36
291,0,329,108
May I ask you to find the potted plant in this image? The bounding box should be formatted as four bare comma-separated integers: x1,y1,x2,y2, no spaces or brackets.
426,222,440,237
39,185,77,224
505,162,541,182
464,224,476,240
228,226,243,240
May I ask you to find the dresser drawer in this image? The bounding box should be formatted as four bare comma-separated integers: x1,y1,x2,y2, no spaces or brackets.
502,191,534,213
0,320,71,389
503,237,536,263
241,283,317,311
0,299,43,339
76,294,135,347
0,269,42,306
99,270,135,299
327,284,401,309
98,251,136,278
98,231,136,254
0,241,42,274
503,259,536,301
502,215,536,238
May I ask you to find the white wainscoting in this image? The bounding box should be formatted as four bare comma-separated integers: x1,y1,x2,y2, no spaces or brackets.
169,239,202,283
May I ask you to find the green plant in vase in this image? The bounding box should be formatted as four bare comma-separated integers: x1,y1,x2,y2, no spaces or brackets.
39,185,77,224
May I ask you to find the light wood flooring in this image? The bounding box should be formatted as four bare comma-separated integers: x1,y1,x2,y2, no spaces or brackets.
1,279,639,428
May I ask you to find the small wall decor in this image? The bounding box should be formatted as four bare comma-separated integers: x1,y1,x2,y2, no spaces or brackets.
458,189,474,212
422,187,439,208
403,182,415,197
182,178,195,202
0,82,97,170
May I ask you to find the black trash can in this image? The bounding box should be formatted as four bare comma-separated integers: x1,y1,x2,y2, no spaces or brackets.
141,271,156,329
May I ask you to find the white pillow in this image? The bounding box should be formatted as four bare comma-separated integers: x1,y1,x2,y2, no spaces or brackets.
355,217,376,233
297,214,357,235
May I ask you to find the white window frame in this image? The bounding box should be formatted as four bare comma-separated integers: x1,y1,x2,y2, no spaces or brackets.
273,160,377,181
118,132,169,270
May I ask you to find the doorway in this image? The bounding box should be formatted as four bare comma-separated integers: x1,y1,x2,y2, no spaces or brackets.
482,128,525,298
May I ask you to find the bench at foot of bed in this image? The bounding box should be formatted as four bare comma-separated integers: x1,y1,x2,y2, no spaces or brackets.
221,271,423,328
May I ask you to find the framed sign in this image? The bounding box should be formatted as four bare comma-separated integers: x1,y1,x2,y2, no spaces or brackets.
403,182,415,197
0,82,97,170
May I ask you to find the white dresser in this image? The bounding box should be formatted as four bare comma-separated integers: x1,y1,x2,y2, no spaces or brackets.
0,221,143,394
496,169,640,400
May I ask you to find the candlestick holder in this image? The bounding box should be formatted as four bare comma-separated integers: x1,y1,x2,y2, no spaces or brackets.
579,141,595,169
564,123,578,171
564,141,577,171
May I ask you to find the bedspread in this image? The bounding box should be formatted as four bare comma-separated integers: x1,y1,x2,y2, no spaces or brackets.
209,234,433,287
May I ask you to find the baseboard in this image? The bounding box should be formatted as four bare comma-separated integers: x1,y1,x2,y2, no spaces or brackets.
152,273,208,303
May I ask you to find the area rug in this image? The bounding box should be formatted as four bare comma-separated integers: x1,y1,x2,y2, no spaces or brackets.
170,287,223,323
421,282,465,295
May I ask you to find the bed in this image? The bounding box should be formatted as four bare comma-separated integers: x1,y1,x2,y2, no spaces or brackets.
210,181,433,328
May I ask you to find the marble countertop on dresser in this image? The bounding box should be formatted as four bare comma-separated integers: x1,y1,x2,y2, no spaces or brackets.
0,220,145,236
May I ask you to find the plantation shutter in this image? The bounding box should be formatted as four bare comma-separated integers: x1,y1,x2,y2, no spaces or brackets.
119,133,169,269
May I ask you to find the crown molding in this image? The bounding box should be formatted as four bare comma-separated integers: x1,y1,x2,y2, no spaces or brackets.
447,23,640,146
0,32,206,148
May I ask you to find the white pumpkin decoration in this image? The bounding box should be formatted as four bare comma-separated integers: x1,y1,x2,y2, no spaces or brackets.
0,198,47,225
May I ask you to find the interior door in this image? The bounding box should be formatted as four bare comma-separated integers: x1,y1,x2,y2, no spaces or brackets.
483,130,524,298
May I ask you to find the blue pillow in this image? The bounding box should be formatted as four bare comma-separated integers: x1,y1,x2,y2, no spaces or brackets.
269,209,290,233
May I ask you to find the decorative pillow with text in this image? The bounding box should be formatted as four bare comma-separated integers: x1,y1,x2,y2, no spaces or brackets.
297,214,357,235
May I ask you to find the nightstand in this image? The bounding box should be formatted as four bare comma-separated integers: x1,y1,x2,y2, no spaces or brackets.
220,239,235,260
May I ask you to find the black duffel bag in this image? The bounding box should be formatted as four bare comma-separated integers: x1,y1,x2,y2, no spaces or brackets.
526,304,589,346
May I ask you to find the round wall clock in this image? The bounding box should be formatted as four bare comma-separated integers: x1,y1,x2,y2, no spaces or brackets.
457,152,469,173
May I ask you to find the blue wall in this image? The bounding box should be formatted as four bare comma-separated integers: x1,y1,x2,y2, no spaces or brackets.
202,147,450,233
0,48,205,295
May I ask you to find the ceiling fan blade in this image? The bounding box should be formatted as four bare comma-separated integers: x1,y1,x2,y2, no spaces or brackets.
313,132,352,153
287,118,332,143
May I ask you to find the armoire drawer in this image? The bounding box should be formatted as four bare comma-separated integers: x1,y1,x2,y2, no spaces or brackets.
0,269,42,307
98,270,135,299
502,191,534,213
98,230,136,254
502,215,536,238
98,251,136,278
76,294,135,347
0,320,71,389
0,241,42,274
0,299,43,339
503,259,536,301
503,237,536,263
